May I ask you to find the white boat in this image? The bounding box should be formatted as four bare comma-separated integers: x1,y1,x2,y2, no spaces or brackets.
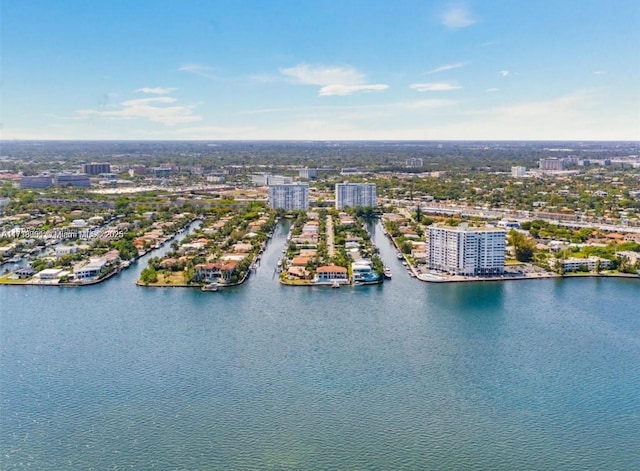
201,282,218,292
383,267,392,279
331,281,340,288
397,252,403,259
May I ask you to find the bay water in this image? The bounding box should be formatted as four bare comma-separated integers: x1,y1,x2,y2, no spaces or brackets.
1,222,639,469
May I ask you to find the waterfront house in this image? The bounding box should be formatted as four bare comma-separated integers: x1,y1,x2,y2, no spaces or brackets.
0,244,17,257
194,263,217,281
15,267,35,279
103,250,120,264
352,260,381,282
35,268,66,281
291,256,312,267
74,258,108,280
194,260,239,283
287,266,308,279
315,265,348,284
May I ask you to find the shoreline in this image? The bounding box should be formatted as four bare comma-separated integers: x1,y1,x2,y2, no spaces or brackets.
383,222,638,284
0,219,201,289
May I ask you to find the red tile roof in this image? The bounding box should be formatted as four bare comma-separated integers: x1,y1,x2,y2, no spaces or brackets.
317,265,347,273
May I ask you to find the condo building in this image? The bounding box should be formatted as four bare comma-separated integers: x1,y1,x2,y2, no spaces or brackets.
268,183,309,210
425,223,506,276
511,166,527,177
19,175,53,189
82,163,111,175
538,158,564,171
335,183,377,209
54,174,91,187
406,157,424,168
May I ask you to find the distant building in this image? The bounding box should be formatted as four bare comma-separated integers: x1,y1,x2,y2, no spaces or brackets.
496,220,520,229
206,175,226,183
335,183,377,209
128,165,147,176
54,174,91,187
252,174,293,186
563,156,579,166
267,175,293,185
553,256,612,272
538,158,564,171
425,223,506,276
299,168,318,179
511,166,527,177
82,163,111,175
406,157,424,168
299,167,336,179
268,183,309,210
151,167,172,177
20,175,53,189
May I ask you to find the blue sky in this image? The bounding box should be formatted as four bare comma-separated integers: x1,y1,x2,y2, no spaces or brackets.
2,0,639,140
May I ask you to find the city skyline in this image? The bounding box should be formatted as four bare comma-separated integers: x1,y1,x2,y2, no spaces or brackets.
2,0,639,141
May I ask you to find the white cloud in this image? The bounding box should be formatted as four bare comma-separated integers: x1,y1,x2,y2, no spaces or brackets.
77,96,202,126
499,70,510,77
280,63,364,85
410,82,462,92
425,62,468,74
441,3,477,29
593,70,606,75
319,84,389,96
135,87,176,95
486,88,500,93
178,63,218,79
280,63,388,96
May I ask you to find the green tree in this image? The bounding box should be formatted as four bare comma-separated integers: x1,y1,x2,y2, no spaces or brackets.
140,266,158,284
508,229,536,262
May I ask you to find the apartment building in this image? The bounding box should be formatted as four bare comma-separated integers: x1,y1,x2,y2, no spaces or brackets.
268,183,309,210
425,223,506,276
335,183,376,209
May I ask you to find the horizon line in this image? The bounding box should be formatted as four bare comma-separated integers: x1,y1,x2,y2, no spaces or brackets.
2,138,639,143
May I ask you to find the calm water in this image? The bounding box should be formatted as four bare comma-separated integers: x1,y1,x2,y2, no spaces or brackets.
1,222,639,470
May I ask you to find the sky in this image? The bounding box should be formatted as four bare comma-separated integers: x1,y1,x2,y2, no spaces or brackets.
1,0,639,141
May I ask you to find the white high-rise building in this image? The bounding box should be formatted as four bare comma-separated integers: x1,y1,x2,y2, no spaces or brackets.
406,157,424,168
538,158,564,171
511,166,527,177
425,223,505,276
268,183,309,210
335,183,377,209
